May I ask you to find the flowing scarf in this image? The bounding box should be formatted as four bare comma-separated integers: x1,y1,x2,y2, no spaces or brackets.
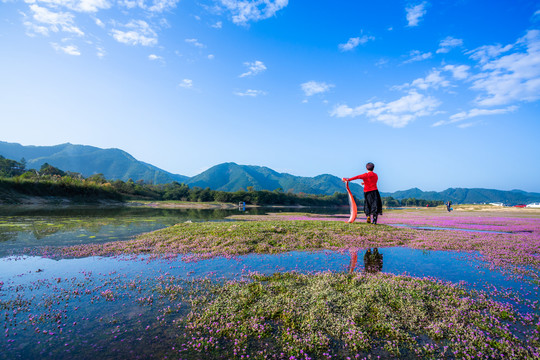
345,181,357,223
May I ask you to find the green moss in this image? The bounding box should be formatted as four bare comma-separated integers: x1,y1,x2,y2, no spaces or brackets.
173,272,537,359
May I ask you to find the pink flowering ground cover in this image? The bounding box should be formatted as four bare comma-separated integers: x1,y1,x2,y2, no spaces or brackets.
279,211,540,281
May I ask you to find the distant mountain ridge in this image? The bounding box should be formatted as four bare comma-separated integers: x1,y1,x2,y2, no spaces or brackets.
186,162,365,197
2,141,539,204
0,141,188,184
381,187,540,205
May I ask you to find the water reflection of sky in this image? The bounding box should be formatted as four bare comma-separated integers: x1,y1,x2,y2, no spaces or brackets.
2,248,536,305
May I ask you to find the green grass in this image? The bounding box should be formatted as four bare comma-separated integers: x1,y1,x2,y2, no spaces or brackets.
171,272,538,359
59,220,408,258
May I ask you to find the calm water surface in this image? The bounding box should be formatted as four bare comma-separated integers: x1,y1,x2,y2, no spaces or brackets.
1,205,538,359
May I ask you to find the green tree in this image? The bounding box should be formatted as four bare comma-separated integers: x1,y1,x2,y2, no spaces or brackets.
39,163,65,177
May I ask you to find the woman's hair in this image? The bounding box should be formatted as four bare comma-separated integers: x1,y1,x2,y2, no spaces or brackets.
366,162,375,171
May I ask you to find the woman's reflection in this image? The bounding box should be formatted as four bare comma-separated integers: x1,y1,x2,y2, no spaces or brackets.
363,248,383,273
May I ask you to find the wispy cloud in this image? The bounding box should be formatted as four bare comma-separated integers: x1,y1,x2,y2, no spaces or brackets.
234,89,267,97
436,36,463,53
239,60,267,77
118,0,180,13
185,38,206,48
395,69,451,90
28,4,84,36
404,50,432,63
28,0,112,13
467,43,513,64
301,81,334,96
20,0,181,55
470,30,540,106
443,64,470,80
96,45,105,58
211,21,223,29
331,91,440,128
111,20,157,46
338,35,374,51
148,54,163,62
433,106,517,127
406,2,427,27
95,18,105,28
178,79,193,88
218,0,288,25
51,42,81,55
23,21,50,37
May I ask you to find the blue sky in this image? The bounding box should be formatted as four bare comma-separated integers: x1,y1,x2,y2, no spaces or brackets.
1,0,540,192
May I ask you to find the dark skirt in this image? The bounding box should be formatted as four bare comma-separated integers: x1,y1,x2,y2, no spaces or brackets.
364,190,383,216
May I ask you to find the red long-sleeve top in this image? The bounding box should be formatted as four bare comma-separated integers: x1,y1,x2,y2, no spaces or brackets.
348,172,378,192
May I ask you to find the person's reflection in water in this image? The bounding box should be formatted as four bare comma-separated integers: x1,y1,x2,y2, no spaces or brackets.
348,250,358,273
363,247,383,273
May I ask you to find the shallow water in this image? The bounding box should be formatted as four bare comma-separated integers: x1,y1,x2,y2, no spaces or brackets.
0,205,301,256
1,248,538,359
1,206,539,359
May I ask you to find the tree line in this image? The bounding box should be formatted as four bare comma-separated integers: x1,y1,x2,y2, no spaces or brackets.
0,156,443,207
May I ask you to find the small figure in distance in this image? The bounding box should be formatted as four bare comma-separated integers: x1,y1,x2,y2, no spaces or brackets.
446,200,453,212
343,162,383,224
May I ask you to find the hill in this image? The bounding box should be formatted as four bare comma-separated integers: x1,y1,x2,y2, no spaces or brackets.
186,163,365,197
382,187,540,205
0,141,188,184
2,141,539,204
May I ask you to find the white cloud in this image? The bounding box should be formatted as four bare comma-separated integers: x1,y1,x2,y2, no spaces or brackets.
178,79,193,88
211,21,223,28
436,36,463,53
301,81,334,96
26,0,111,13
96,45,105,58
404,50,432,63
73,0,111,13
95,18,105,28
375,58,389,67
147,0,180,12
468,43,513,64
443,64,470,80
239,60,266,77
449,106,517,121
470,30,540,106
406,2,427,27
111,20,157,46
117,0,179,12
28,4,84,36
24,21,50,36
396,69,451,90
185,38,205,48
338,35,374,51
433,106,517,127
207,54,215,59
218,0,288,25
148,54,162,60
51,42,80,55
234,89,267,97
331,91,440,128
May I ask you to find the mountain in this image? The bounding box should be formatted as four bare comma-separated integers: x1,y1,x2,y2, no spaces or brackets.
186,163,365,197
381,187,540,205
0,141,188,184
2,141,539,204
